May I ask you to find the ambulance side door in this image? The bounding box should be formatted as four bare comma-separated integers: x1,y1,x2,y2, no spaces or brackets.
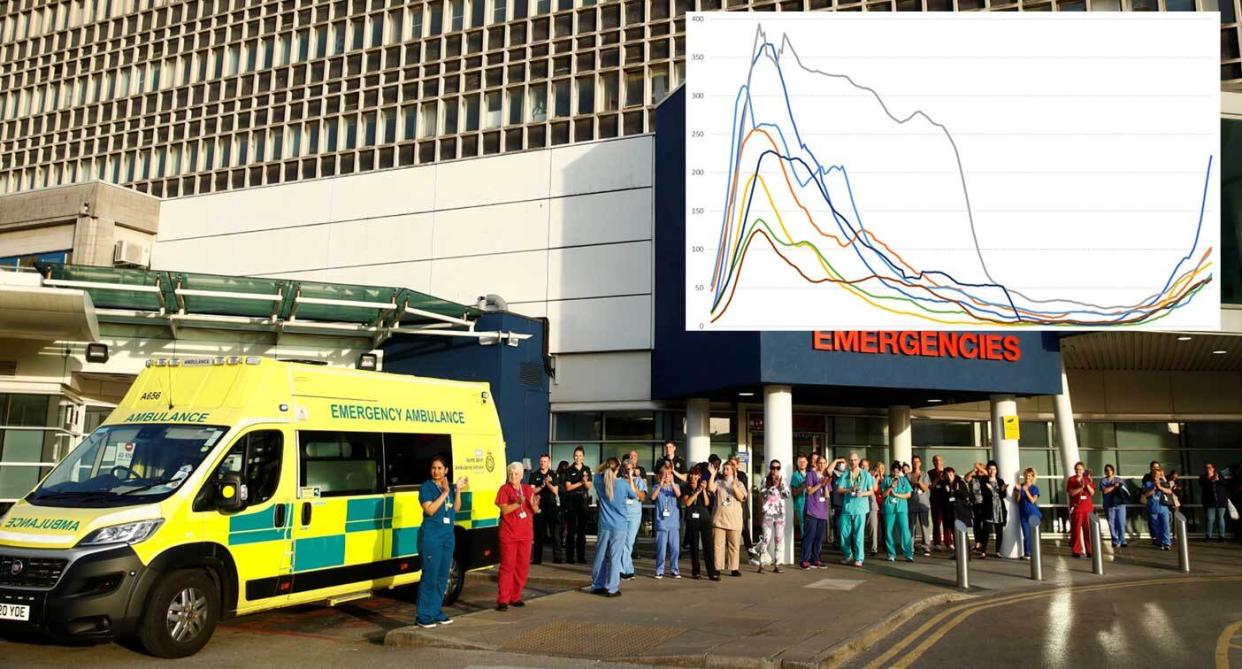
195,427,295,610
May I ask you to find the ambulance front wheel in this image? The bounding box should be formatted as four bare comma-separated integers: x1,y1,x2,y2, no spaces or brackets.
444,556,465,605
137,569,220,658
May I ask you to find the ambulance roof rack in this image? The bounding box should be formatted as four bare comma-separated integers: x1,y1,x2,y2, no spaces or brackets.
38,262,527,346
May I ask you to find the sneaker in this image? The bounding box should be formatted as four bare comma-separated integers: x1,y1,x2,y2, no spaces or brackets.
841,557,852,565
590,587,608,595
887,556,895,562
511,601,524,608
812,562,824,569
709,574,721,581
923,550,932,557
905,557,915,563
731,570,742,577
418,621,438,629
606,591,622,598
673,573,682,579
853,561,863,567
801,561,811,570
438,617,454,625
496,603,508,611
654,574,663,580
773,566,781,574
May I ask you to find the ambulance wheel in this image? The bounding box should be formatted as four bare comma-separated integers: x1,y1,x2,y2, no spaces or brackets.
443,556,465,606
138,569,220,658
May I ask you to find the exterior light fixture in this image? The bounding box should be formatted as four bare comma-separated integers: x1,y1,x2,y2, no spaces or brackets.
1176,336,1193,342
1212,350,1228,355
357,352,379,371
85,343,109,363
738,391,755,397
927,398,943,403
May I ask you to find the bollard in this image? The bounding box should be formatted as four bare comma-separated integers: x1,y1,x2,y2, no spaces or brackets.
954,520,970,590
1089,514,1104,575
1175,511,1190,573
1029,516,1043,581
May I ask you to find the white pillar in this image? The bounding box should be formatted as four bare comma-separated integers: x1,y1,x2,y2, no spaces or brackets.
1053,358,1081,472
991,394,1022,559
764,385,794,565
888,405,911,467
686,398,711,465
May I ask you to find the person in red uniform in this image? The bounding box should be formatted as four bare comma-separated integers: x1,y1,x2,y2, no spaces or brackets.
1066,461,1096,559
495,461,539,610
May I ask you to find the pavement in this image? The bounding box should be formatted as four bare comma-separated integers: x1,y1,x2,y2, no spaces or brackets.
386,537,1242,669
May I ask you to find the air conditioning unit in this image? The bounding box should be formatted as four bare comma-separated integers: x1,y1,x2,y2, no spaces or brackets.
113,240,150,268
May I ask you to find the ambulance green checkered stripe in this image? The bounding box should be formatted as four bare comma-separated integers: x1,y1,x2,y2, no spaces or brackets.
346,518,392,532
229,505,287,533
391,526,420,557
294,535,346,571
230,528,292,545
472,518,498,529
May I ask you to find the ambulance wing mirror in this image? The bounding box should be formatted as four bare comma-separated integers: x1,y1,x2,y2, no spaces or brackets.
215,473,248,512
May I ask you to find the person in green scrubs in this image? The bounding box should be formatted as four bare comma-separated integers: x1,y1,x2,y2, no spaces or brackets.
835,452,875,567
879,460,914,562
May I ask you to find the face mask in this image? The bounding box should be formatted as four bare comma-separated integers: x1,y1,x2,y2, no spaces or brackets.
836,464,846,473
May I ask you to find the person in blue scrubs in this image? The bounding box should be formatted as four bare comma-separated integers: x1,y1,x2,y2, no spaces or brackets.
591,457,637,596
1015,467,1041,559
618,450,648,579
1142,461,1174,550
417,455,467,628
835,452,874,567
1099,464,1128,549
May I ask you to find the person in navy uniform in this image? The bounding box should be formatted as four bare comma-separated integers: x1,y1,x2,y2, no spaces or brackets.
528,454,563,564
656,440,688,483
562,446,593,564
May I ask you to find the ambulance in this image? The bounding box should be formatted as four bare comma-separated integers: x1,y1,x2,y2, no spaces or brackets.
0,357,506,657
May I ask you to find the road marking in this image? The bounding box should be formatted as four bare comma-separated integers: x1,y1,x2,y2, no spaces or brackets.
1216,620,1242,669
863,575,1242,669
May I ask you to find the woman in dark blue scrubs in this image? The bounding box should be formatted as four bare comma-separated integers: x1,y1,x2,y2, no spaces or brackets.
417,456,467,628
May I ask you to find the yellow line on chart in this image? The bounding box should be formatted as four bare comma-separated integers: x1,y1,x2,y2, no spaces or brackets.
863,575,1242,669
1217,619,1242,669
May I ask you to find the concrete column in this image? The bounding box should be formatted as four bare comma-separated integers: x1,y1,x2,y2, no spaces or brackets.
991,394,1022,559
764,385,794,565
889,405,911,466
1053,358,1081,473
686,398,711,465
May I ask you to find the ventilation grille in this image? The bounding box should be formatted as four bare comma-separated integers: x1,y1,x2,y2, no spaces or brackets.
519,362,543,387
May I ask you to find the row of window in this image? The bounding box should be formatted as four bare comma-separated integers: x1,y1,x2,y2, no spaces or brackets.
0,64,674,194
202,429,454,508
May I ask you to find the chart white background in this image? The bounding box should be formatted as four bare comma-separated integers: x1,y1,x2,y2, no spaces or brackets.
685,13,1220,331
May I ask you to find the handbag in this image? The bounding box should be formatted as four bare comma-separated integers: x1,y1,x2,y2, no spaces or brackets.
1228,498,1239,521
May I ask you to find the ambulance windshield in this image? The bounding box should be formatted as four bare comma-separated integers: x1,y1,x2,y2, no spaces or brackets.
27,424,228,507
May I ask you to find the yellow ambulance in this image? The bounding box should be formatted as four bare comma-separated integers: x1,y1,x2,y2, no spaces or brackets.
0,357,506,657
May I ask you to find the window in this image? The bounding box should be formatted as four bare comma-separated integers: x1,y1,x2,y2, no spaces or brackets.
493,0,508,23
576,75,594,115
382,433,452,489
195,430,284,511
507,87,524,124
299,431,381,497
553,79,570,117
484,92,502,128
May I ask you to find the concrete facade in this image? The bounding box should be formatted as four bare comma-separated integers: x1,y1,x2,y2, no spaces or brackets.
0,181,160,266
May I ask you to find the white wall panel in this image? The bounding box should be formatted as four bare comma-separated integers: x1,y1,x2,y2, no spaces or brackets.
159,179,334,240
325,213,435,268
550,351,651,404
432,200,549,258
327,168,436,221
428,250,548,306
549,137,652,196
546,241,650,301
549,189,652,248
434,150,551,209
545,295,651,353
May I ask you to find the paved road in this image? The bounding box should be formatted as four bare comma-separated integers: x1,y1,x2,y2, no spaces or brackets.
848,574,1242,669
0,574,623,669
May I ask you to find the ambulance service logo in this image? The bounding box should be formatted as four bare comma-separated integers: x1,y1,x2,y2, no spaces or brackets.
485,452,495,473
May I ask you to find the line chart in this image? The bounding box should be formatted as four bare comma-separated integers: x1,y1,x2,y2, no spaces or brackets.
685,13,1220,331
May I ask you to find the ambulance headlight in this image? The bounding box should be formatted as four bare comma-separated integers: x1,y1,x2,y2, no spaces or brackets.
78,519,164,547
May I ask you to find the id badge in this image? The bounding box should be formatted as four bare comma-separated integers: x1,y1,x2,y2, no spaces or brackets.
691,512,701,519
626,498,635,506
1079,495,1087,501
818,496,826,503
662,509,671,518
442,516,452,525
724,497,732,507
519,511,528,520
948,496,956,502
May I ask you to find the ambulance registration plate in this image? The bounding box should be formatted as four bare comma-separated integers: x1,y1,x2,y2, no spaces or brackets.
0,603,30,621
